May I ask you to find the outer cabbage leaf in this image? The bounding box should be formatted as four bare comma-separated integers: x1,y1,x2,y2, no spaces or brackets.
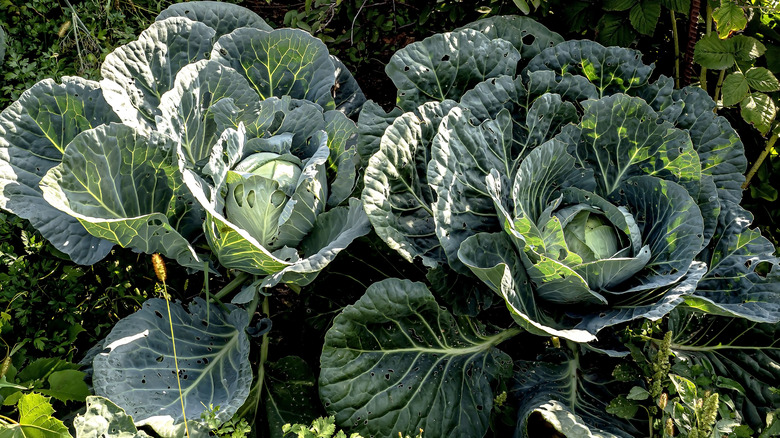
92,298,251,424
560,94,701,198
211,28,336,110
319,278,516,438
0,77,118,265
670,87,747,205
458,231,599,342
40,123,206,271
458,15,564,62
669,308,780,432
523,41,653,98
155,1,272,37
428,99,578,273
687,201,780,322
74,396,152,438
385,29,521,111
100,18,216,130
356,100,404,166
512,349,640,438
323,110,359,207
330,55,367,118
362,101,457,268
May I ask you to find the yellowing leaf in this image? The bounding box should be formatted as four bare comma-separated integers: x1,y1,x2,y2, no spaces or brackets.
713,0,747,38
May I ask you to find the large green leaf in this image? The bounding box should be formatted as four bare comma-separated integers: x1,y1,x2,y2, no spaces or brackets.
523,41,654,97
512,349,640,438
92,298,252,424
158,59,260,166
40,123,206,271
741,92,776,135
319,278,516,437
0,77,118,265
0,393,71,438
155,1,272,37
688,201,780,323
385,29,521,111
323,110,359,207
212,28,336,110
428,107,512,272
330,55,367,118
266,197,371,288
670,86,746,205
100,18,216,129
458,232,597,342
356,100,404,166
722,72,750,107
669,308,780,432
362,101,457,268
629,0,662,35
457,15,564,62
559,94,701,198
73,396,151,438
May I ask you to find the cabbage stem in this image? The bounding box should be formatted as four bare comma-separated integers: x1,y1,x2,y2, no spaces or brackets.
212,271,252,301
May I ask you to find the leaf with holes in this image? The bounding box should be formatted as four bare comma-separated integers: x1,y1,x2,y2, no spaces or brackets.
92,298,251,424
319,279,517,437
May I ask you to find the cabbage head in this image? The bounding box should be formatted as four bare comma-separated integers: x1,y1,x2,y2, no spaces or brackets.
0,1,368,286
361,19,780,342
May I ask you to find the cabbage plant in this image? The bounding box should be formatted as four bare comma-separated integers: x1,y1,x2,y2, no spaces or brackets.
0,0,368,427
329,15,780,438
0,1,368,286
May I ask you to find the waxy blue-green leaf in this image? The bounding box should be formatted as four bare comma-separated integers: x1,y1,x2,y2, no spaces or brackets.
363,101,457,268
356,100,404,166
212,28,336,110
524,41,654,97
0,77,118,265
428,107,512,272
39,123,206,271
74,397,151,438
605,176,704,292
264,197,370,288
459,77,579,154
457,15,564,62
93,298,251,424
512,350,640,438
458,231,597,342
386,29,521,111
155,1,272,37
100,18,216,130
319,278,517,438
323,110,359,207
687,201,780,323
560,94,701,198
158,60,260,166
670,87,746,205
330,55,367,118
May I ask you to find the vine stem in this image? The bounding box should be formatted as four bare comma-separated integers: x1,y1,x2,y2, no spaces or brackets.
713,69,726,105
742,130,779,189
682,0,702,85
252,296,271,420
671,10,681,88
